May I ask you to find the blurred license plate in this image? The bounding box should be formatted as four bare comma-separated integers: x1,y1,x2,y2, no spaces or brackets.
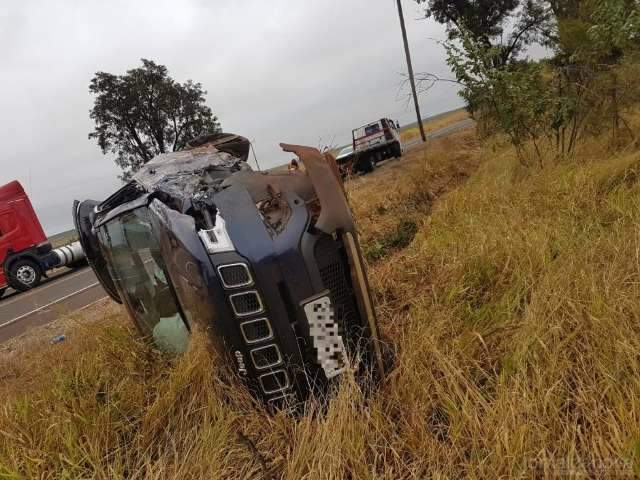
302,295,347,379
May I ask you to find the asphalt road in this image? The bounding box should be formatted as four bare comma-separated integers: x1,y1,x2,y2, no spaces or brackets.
0,267,105,342
0,118,474,343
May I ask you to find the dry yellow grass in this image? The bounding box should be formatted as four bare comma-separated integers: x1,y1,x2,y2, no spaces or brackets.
48,229,79,249
3,123,640,478
399,108,469,141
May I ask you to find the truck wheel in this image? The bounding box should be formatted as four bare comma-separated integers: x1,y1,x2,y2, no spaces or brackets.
8,259,42,291
394,142,403,158
359,158,375,174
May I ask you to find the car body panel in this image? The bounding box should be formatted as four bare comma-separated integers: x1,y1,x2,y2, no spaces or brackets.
75,132,385,405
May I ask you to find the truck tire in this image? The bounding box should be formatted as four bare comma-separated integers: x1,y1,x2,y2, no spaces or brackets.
394,142,403,158
8,259,42,291
358,158,375,174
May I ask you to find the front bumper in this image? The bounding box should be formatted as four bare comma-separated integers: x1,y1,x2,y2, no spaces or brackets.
205,151,382,403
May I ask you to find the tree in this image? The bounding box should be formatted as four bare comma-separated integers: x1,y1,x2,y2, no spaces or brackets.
417,0,553,67
416,0,640,163
445,31,563,164
420,0,520,41
588,0,640,55
89,59,221,180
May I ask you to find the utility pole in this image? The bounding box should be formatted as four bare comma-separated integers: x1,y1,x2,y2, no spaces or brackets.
250,140,261,171
395,0,426,142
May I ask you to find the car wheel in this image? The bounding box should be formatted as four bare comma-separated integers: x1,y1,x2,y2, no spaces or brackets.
0,288,5,299
8,259,42,291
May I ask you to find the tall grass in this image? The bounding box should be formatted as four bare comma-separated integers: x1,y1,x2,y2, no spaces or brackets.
2,128,640,478
399,108,469,141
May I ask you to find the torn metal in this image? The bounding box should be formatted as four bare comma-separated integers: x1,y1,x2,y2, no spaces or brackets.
75,132,385,406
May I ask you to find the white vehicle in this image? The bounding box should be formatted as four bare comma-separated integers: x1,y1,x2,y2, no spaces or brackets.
350,118,403,173
336,145,354,161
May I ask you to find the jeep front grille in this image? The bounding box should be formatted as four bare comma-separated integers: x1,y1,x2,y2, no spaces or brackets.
240,318,273,344
314,235,359,330
218,263,253,288
267,392,296,407
229,291,263,317
250,344,282,369
259,369,290,394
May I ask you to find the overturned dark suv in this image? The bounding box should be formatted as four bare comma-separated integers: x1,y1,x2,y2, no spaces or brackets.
74,133,385,406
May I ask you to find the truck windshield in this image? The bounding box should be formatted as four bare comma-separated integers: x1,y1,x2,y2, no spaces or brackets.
98,207,189,353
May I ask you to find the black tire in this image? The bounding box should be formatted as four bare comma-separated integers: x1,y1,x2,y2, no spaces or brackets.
358,158,375,174
0,288,5,299
8,259,42,292
394,142,403,158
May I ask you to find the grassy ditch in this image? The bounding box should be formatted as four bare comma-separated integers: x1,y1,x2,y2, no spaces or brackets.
3,126,640,478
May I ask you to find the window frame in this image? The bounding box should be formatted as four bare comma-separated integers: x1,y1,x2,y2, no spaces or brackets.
97,206,191,351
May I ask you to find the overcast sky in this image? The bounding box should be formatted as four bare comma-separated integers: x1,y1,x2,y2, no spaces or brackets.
0,0,462,235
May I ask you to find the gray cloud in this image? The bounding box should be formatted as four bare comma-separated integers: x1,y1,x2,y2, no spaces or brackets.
0,0,461,235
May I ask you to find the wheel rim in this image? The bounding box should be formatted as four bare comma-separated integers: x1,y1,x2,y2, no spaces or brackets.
16,265,37,285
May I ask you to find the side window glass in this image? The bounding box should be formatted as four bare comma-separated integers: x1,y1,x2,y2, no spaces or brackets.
98,208,190,353
364,123,381,136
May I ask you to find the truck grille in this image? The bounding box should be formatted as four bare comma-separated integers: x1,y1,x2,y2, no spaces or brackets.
314,235,359,331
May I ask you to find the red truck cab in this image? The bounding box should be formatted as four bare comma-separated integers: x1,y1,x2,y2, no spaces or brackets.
0,181,50,295
0,181,86,297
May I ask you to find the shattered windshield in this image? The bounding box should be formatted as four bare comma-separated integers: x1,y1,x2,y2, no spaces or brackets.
98,207,189,353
